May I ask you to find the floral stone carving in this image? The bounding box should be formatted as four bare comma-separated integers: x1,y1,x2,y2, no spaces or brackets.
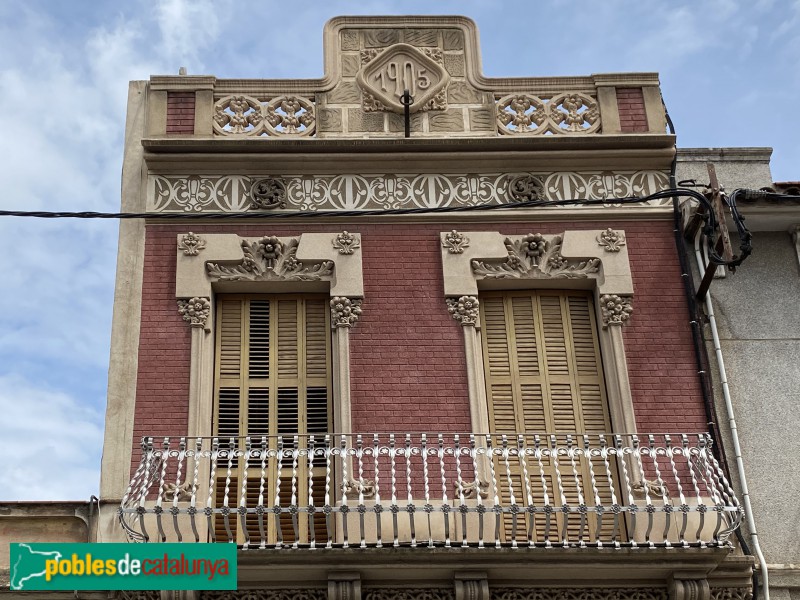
496,92,600,135
206,236,334,282
330,297,363,328
442,230,470,253
597,228,626,252
599,294,633,327
471,233,600,280
250,177,287,209
177,297,211,328
178,232,206,256
508,174,545,202
332,231,361,255
447,296,479,326
213,95,315,137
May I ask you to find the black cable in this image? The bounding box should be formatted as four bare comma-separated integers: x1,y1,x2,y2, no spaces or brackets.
663,92,758,597
0,187,755,271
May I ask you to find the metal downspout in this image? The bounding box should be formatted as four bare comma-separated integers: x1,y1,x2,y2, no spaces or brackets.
694,231,770,600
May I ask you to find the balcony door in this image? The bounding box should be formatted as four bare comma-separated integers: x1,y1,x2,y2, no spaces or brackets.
480,290,622,543
213,294,331,545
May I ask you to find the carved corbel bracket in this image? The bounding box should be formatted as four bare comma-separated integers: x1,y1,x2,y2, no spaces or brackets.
329,573,361,600
331,297,363,329
670,576,710,600
447,296,480,327
177,297,211,332
454,572,490,600
599,294,634,328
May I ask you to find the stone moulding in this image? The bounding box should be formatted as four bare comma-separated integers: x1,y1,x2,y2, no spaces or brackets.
205,236,335,283
176,232,364,301
441,230,633,299
471,233,601,280
148,171,670,213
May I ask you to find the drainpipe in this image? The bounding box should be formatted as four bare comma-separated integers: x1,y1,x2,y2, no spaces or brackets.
694,231,770,600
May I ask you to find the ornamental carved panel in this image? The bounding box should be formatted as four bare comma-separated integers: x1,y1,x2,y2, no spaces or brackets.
356,43,450,113
149,171,670,213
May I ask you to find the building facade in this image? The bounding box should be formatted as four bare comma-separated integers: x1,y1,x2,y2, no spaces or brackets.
4,15,768,600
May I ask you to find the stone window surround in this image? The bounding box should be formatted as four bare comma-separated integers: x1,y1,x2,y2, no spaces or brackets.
440,229,638,439
175,228,636,444
175,232,364,441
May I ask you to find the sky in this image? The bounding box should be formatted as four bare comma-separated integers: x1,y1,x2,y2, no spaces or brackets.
0,0,797,502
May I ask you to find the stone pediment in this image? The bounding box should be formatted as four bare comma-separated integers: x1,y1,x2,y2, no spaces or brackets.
151,16,666,140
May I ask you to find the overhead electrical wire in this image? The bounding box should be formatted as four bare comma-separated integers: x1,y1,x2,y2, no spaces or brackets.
0,186,763,271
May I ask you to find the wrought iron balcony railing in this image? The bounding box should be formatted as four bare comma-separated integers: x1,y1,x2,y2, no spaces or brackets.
120,433,742,549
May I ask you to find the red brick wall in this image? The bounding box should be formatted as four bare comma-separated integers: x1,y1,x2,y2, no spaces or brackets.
165,92,195,134
130,221,706,471
617,88,649,133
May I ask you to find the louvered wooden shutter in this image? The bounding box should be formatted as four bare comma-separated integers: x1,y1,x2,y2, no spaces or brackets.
480,291,621,543
213,295,331,545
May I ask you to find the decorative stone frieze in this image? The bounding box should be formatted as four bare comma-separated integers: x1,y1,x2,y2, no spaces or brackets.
471,234,600,280
442,230,470,253
597,228,627,252
149,171,670,213
364,590,454,600
205,236,334,282
177,297,211,329
213,95,315,137
356,43,450,114
497,92,600,135
490,590,668,600
508,175,545,202
333,231,361,255
200,591,326,600
709,589,752,600
250,178,287,209
178,232,206,256
599,294,634,327
447,296,480,326
331,297,363,328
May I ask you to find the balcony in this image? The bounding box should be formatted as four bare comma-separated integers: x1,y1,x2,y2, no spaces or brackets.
120,433,742,549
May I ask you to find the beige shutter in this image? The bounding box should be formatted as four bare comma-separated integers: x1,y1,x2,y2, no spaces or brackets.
480,291,621,543
213,295,331,545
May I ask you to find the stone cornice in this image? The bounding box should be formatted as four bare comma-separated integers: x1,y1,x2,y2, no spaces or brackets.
142,134,676,156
